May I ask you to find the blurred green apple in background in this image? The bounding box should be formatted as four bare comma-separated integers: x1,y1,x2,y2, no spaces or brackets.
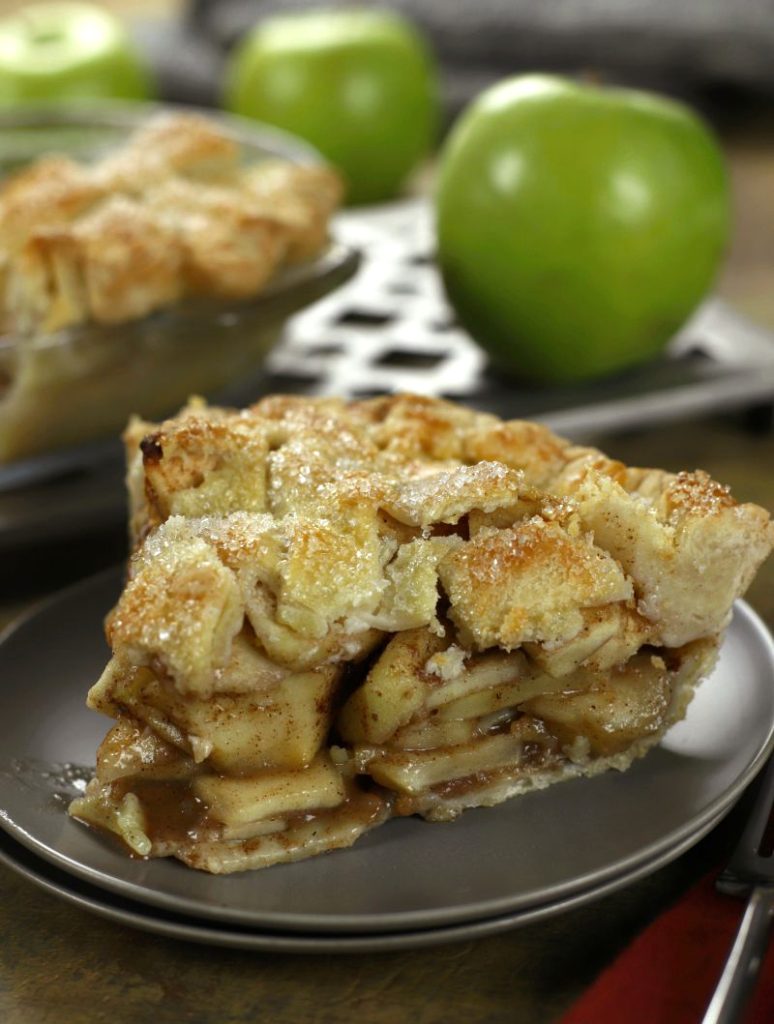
224,8,439,205
0,2,152,105
436,74,730,382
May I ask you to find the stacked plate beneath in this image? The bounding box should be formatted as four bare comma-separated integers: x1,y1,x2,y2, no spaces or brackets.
0,572,772,952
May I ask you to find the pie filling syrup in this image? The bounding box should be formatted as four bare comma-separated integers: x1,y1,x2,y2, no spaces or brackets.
69,616,711,859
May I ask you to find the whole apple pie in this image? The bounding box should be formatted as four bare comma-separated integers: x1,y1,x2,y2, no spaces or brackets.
0,111,344,462
69,394,774,872
0,112,342,337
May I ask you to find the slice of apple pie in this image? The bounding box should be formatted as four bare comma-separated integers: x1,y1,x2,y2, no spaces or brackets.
69,395,774,871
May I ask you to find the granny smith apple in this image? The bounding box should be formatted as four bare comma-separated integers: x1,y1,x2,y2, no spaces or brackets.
224,8,439,205
0,2,152,105
436,74,730,382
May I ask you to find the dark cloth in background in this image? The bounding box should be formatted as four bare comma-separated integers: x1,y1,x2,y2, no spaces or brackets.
142,0,774,112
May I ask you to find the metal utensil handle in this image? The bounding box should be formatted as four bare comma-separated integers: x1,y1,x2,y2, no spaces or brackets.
701,885,774,1024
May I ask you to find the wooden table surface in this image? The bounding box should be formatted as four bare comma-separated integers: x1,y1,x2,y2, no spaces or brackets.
0,24,773,1022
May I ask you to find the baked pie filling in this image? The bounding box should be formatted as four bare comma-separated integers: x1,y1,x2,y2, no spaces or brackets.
69,394,774,872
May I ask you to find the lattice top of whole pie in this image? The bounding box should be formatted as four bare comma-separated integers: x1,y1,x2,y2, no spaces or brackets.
0,113,342,336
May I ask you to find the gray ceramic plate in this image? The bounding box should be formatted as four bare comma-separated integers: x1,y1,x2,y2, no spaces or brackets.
0,805,730,954
0,570,772,936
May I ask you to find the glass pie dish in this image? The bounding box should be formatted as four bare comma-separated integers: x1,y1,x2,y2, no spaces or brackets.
0,103,358,465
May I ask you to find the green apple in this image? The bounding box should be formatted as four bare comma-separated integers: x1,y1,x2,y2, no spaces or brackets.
224,8,439,205
436,74,730,382
0,2,152,105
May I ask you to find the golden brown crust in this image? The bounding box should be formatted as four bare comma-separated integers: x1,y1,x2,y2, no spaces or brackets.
123,393,774,655
241,161,344,262
95,112,241,192
0,156,105,254
141,178,290,298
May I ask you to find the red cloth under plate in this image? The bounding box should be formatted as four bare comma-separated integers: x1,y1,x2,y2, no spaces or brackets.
561,871,774,1024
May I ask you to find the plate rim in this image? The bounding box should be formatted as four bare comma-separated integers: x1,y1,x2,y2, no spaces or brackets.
0,802,734,954
0,569,772,934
